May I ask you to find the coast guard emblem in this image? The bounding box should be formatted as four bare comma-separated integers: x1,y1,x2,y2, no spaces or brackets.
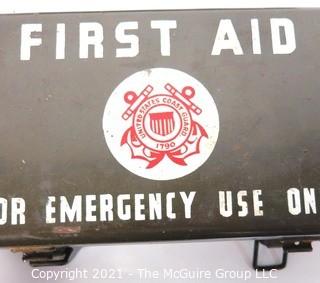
103,68,219,180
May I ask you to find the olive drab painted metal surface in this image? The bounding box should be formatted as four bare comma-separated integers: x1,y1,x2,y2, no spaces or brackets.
0,9,320,247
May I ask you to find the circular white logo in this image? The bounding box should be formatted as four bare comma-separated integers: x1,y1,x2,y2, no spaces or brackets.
103,68,219,180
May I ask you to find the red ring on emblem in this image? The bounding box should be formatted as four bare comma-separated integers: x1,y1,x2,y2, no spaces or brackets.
133,94,192,152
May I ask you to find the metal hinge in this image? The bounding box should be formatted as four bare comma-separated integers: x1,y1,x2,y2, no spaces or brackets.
11,246,74,267
253,239,313,271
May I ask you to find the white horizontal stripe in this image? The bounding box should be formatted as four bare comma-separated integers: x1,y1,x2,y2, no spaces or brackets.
0,0,319,15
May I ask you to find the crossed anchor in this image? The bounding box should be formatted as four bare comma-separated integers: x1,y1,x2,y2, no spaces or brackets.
121,84,202,121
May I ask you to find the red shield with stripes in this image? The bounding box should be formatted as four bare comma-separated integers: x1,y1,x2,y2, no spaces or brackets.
149,111,175,137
